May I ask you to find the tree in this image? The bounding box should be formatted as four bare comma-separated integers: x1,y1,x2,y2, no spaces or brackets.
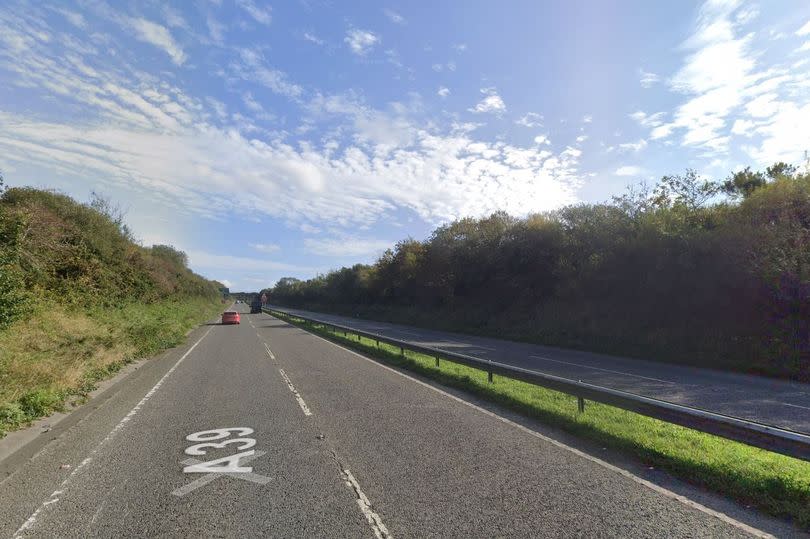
90,192,132,240
722,167,766,199
654,169,719,210
766,162,797,180
151,244,189,268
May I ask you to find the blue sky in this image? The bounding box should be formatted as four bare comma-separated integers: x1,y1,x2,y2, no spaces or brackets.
1,0,809,290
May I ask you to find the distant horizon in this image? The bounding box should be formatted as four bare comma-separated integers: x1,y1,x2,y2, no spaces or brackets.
2,0,809,289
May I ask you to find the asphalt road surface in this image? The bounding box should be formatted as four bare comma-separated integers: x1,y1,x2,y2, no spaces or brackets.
267,305,810,434
0,306,798,537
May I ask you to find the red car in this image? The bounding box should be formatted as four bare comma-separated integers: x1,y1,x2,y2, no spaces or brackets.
221,311,240,325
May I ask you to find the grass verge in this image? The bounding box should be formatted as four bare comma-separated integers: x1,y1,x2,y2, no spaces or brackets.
273,310,810,530
0,297,223,437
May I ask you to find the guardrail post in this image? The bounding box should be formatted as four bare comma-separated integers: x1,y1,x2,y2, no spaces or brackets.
400,346,404,356
488,371,493,384
376,339,379,347
577,396,585,413
435,355,440,367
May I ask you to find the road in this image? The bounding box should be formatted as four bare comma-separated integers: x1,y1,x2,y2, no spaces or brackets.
268,305,810,434
0,305,796,537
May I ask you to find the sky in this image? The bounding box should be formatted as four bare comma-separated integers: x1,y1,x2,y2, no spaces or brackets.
1,0,809,291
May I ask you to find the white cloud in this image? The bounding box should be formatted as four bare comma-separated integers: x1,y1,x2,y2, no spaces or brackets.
452,43,467,52
206,14,226,44
745,102,810,164
188,250,305,272
383,9,405,25
303,32,324,45
437,86,450,98
659,1,757,148
0,106,581,227
617,139,647,152
250,242,281,254
470,89,506,115
162,6,188,29
744,92,779,118
629,110,665,127
233,49,303,98
304,236,393,257
0,9,583,239
127,18,186,65
533,134,550,145
639,69,660,88
615,165,644,176
345,29,379,56
650,124,675,140
516,112,542,128
51,8,86,29
575,135,588,143
582,115,592,123
242,92,263,113
237,0,272,25
730,118,754,136
643,0,810,162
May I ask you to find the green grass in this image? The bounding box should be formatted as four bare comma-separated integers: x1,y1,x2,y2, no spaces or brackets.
273,310,810,530
0,297,224,437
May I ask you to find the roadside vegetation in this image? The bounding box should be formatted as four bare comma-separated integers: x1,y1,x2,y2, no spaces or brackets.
0,180,224,436
267,163,810,381
274,310,810,529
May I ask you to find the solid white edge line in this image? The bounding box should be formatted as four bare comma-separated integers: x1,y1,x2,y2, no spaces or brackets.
13,326,213,538
529,354,675,384
281,318,773,539
278,369,312,416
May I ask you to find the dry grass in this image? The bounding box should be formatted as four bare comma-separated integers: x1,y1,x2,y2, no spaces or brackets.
0,297,222,436
0,304,132,404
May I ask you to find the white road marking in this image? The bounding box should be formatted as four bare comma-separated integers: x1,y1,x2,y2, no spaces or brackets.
783,402,810,411
13,326,213,538
529,355,675,384
289,320,773,539
278,369,312,416
172,452,270,497
264,343,275,360
343,468,391,539
443,340,497,351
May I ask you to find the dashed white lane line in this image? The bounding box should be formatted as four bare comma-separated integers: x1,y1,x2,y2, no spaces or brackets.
286,319,772,539
341,467,391,539
260,332,387,537
783,402,810,411
13,326,213,538
529,355,675,384
278,369,312,416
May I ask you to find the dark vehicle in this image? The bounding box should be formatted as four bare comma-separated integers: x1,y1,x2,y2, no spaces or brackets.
250,299,262,314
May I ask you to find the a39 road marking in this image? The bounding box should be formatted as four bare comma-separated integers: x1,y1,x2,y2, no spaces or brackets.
172,451,270,497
